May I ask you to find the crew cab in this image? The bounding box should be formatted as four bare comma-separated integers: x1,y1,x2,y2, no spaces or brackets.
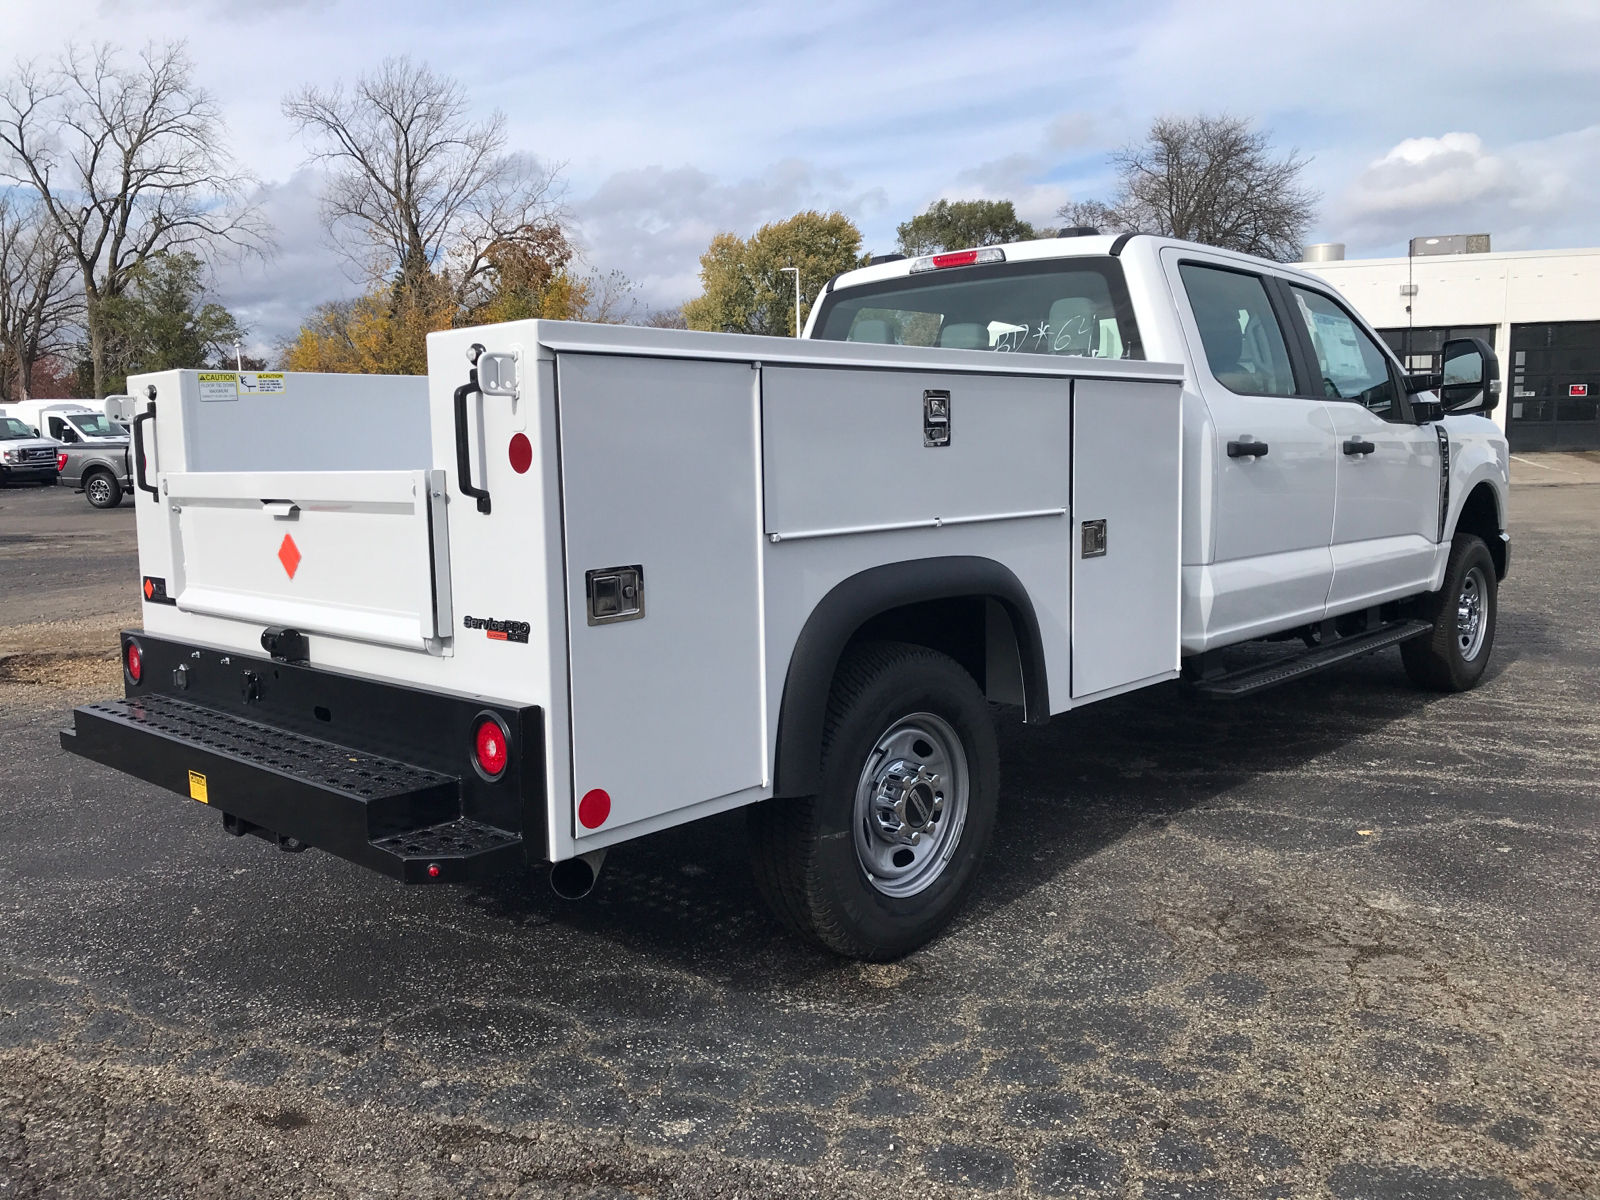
60,235,1507,960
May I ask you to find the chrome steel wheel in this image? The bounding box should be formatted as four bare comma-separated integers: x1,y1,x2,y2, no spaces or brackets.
1456,565,1488,661
852,712,969,898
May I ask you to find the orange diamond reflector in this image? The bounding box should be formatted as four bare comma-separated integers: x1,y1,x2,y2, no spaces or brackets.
278,534,301,579
143,578,154,599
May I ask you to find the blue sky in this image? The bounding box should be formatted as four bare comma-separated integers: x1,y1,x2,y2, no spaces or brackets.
8,0,1600,354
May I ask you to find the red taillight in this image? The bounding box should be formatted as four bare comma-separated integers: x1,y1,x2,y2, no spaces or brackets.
125,640,142,684
57,452,68,472
474,718,507,778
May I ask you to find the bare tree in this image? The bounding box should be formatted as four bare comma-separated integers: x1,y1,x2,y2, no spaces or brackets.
1058,115,1318,261
283,57,565,302
0,195,81,400
0,42,269,397
1054,200,1128,235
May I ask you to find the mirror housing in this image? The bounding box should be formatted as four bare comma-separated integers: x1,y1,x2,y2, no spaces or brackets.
1410,395,1443,424
1439,336,1500,415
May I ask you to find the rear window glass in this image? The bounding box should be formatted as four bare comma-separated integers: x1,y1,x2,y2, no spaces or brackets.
812,257,1143,360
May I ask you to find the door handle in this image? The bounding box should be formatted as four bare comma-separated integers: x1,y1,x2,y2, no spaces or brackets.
132,399,159,498
1343,438,1377,456
1226,439,1269,458
454,371,491,514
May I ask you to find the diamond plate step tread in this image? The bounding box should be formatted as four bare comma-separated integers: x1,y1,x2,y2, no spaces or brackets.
1192,620,1431,698
372,818,521,859
78,694,452,801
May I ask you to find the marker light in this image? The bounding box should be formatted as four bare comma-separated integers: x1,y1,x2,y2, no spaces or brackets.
125,640,143,684
474,717,508,778
909,247,1006,274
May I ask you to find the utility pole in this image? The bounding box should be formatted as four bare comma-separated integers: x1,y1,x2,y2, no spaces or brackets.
780,267,801,338
234,341,243,371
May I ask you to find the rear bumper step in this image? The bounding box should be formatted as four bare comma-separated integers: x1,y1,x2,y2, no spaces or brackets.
1186,619,1431,698
62,694,522,883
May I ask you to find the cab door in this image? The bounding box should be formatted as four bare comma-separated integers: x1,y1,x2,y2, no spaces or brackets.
1278,284,1440,609
1164,251,1338,644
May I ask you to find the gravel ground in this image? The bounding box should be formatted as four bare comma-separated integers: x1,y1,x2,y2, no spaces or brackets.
0,476,1596,1199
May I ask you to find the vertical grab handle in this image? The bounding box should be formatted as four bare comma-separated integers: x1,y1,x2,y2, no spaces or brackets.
132,397,159,499
454,367,491,515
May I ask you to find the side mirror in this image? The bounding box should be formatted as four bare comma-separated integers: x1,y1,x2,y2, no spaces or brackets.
1439,337,1500,415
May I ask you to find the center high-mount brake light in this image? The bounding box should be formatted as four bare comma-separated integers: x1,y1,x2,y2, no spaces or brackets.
909,247,1006,274
474,716,508,779
125,640,142,684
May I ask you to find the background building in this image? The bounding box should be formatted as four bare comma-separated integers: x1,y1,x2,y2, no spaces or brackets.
1299,240,1600,451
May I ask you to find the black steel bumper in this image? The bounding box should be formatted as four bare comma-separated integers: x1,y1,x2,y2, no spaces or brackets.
61,633,545,883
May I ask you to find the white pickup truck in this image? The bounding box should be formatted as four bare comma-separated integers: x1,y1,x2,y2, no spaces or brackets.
62,232,1508,960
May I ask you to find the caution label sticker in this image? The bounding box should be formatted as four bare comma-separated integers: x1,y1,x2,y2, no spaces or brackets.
188,770,209,804
197,372,237,402
239,372,286,395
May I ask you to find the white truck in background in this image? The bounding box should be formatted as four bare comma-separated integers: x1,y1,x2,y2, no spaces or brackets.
61,233,1508,960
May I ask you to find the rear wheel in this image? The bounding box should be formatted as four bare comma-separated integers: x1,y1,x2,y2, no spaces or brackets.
84,470,122,509
1402,534,1497,692
747,641,999,960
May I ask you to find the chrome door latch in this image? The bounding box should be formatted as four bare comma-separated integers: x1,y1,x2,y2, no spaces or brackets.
586,565,644,625
923,390,951,447
1081,519,1108,558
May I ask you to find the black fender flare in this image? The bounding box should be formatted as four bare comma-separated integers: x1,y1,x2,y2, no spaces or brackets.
772,556,1049,797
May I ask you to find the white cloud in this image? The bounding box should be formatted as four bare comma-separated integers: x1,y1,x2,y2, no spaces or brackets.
945,153,1071,228
1331,127,1600,251
574,159,887,307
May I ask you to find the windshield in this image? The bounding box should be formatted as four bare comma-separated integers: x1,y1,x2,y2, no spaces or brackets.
68,413,123,438
0,418,34,440
813,257,1143,360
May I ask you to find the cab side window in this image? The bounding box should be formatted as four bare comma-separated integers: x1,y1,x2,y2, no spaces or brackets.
1289,287,1401,419
1178,264,1298,396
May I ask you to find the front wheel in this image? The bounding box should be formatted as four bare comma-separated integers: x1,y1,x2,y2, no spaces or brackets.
747,641,999,960
1402,534,1497,692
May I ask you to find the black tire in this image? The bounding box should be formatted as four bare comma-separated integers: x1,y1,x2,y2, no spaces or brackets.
84,470,122,509
747,641,999,960
1401,534,1497,692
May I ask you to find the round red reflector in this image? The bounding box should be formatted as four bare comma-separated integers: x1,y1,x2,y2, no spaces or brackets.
125,641,142,684
578,788,611,829
508,432,533,474
427,863,441,878
475,719,507,777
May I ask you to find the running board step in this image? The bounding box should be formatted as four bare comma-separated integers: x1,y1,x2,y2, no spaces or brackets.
1187,620,1431,698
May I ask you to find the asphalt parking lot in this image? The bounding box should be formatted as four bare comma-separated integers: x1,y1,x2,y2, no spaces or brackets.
1,474,1596,1199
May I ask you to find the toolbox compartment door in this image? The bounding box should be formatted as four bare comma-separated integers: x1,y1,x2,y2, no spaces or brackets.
164,469,451,651
557,353,766,839
1070,378,1183,698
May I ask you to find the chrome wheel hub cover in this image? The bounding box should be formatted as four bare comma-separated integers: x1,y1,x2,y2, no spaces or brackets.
853,713,969,898
1456,565,1487,661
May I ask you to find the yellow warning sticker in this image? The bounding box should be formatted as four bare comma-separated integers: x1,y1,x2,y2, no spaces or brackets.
188,770,209,804
197,372,238,402
239,372,286,395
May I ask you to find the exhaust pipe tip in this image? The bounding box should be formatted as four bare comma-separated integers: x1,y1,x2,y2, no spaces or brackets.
549,849,606,900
